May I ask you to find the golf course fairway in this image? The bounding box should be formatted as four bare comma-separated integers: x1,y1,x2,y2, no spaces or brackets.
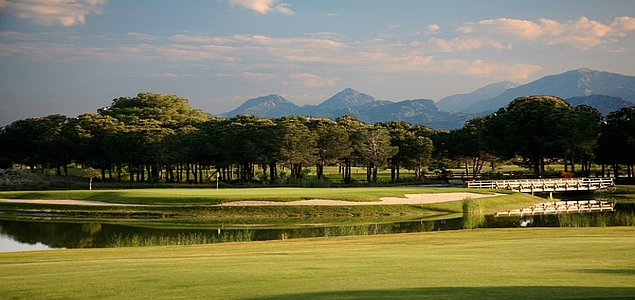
1,227,634,299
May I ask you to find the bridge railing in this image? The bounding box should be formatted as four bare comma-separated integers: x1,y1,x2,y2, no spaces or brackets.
466,178,615,192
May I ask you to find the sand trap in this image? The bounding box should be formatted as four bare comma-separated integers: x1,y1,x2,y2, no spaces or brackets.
221,193,503,206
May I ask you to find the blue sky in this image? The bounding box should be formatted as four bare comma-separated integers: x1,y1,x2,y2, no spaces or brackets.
1,0,634,126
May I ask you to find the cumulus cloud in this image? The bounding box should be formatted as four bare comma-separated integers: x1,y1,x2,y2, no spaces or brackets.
426,24,441,35
456,16,635,50
2,0,106,26
224,0,293,15
459,18,542,39
612,16,635,31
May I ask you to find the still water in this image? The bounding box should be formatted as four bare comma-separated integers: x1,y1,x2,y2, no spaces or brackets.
0,195,635,252
2,201,634,252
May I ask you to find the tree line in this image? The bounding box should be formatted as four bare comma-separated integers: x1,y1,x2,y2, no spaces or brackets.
1,93,634,184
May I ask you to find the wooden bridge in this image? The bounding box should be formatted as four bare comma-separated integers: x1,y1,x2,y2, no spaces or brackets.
466,178,615,194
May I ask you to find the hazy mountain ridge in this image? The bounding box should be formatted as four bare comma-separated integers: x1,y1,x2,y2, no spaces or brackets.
565,95,635,116
219,89,475,129
219,68,635,129
462,68,635,113
436,81,519,112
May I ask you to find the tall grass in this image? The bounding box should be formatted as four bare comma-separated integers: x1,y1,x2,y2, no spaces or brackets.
322,225,370,237
462,197,485,229
558,212,635,227
111,230,254,247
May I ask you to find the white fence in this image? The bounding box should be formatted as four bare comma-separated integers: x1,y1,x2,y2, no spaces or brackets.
466,178,615,193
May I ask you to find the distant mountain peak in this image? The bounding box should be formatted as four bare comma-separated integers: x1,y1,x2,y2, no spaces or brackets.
317,88,379,111
218,94,300,118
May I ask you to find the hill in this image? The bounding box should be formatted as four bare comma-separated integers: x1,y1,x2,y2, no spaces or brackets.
436,81,519,112
565,95,634,116
462,68,635,113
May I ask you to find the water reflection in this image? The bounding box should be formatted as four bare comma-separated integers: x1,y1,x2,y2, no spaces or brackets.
2,213,633,251
0,218,467,251
0,233,55,252
1,203,633,252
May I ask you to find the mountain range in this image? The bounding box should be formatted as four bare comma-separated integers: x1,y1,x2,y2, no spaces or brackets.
218,68,635,129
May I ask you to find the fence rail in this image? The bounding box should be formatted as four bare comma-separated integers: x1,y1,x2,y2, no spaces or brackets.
466,178,615,193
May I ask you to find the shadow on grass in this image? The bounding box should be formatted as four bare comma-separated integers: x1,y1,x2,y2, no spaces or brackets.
245,286,635,300
581,269,635,275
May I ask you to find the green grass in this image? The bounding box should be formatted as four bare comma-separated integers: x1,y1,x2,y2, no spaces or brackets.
0,187,502,205
1,227,633,299
0,188,542,228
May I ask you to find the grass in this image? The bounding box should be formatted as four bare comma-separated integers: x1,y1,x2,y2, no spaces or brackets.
0,227,633,299
0,188,540,227
0,187,502,205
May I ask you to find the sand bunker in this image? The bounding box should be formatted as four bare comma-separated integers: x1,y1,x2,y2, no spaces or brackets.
221,193,503,206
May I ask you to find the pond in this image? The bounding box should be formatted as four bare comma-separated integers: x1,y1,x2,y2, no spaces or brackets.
2,199,634,252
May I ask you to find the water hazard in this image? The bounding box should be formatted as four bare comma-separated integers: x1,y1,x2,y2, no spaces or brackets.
1,202,633,252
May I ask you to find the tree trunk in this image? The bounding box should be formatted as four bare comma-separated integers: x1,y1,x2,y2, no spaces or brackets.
372,163,378,183
269,162,277,183
390,163,395,182
317,161,324,180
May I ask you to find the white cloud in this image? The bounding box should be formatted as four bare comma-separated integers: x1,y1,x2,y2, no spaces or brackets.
2,0,106,26
290,73,339,87
456,16,635,51
224,0,293,15
426,24,441,35
451,59,543,79
241,72,278,82
612,16,635,31
428,37,511,52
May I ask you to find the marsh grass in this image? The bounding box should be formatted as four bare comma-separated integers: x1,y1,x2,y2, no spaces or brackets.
558,211,635,227
322,225,370,237
111,230,254,247
461,197,485,229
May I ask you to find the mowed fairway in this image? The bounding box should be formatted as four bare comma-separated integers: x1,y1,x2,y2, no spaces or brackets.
1,227,634,299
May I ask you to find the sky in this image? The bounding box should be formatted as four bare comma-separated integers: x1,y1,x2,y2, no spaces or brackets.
1,0,635,126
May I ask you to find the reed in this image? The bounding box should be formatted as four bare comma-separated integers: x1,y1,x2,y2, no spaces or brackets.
462,197,485,229
111,230,254,247
558,212,635,227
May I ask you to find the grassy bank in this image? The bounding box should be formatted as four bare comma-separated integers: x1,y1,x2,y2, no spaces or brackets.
1,227,633,299
0,187,500,205
0,188,540,226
